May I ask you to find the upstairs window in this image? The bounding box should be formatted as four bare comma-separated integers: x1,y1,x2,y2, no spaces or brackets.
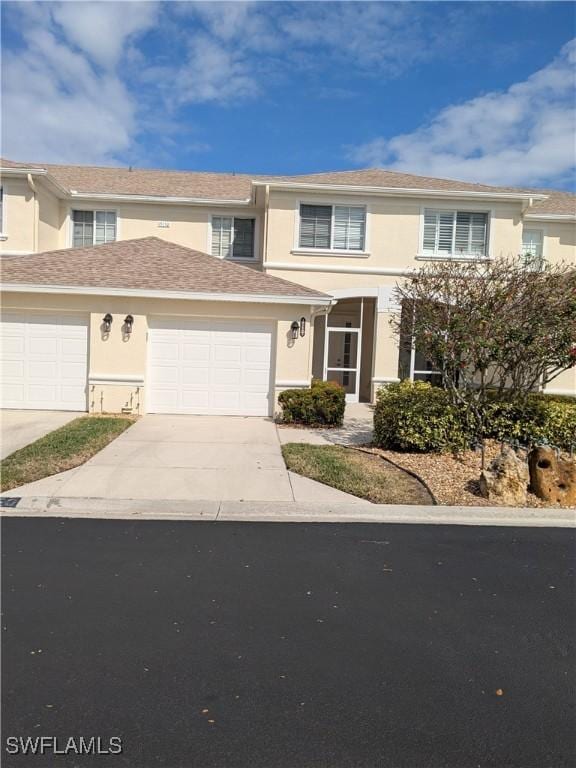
299,204,366,251
521,229,544,271
212,216,255,260
422,209,488,257
72,210,116,247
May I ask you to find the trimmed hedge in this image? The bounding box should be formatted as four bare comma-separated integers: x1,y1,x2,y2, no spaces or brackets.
374,380,576,453
373,380,469,452
278,379,346,427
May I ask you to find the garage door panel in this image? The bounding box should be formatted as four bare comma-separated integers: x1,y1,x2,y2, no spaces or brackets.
182,343,210,362
2,360,25,378
29,360,58,379
181,390,211,408
0,312,88,411
212,368,242,387
148,318,273,416
150,365,179,385
182,367,210,387
1,335,25,356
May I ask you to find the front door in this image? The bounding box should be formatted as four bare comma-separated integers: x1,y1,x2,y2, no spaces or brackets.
324,327,360,403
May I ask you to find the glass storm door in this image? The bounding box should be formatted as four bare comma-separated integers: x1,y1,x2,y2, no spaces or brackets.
324,327,360,402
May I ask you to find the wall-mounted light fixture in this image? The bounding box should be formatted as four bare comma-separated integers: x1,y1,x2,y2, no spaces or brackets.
290,321,299,341
124,314,134,335
299,317,306,337
102,313,113,333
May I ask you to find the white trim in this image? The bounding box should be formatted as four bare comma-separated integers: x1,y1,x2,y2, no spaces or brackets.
294,199,370,254
521,225,546,269
255,179,547,202
70,192,251,206
0,250,33,256
418,204,494,260
543,388,575,396
372,376,400,384
291,248,370,258
89,374,145,386
524,213,576,222
0,236,7,242
68,206,120,248
208,213,261,263
415,254,493,262
275,379,310,389
266,261,414,276
329,287,378,299
0,282,332,306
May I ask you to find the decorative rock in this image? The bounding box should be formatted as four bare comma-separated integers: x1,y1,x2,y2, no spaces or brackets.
479,446,529,506
528,446,576,505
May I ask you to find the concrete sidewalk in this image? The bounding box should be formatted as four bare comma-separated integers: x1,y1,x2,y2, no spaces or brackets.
1,410,78,459
1,496,574,527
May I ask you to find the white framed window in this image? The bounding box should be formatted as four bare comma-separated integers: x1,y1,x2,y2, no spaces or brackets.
72,210,116,247
299,204,366,251
521,228,544,271
422,209,488,257
0,187,4,233
211,216,255,260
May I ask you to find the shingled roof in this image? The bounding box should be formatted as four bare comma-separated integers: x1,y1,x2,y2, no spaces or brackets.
1,157,574,215
0,237,331,302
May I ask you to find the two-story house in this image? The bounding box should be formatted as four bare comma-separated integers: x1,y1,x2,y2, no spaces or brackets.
1,158,575,416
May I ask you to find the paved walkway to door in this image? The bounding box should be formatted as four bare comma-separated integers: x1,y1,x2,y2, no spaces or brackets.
4,415,361,503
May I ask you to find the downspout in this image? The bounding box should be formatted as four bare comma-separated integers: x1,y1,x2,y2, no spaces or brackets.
262,184,270,269
27,173,38,253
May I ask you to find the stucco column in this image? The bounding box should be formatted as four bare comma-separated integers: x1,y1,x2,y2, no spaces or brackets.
371,286,401,402
88,311,148,414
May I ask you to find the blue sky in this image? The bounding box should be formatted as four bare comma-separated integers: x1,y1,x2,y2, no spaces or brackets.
2,1,575,189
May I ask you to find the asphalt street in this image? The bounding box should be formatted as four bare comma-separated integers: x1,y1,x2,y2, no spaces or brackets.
1,518,574,768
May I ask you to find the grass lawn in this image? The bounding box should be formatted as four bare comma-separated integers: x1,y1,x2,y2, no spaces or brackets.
281,443,433,505
1,416,136,492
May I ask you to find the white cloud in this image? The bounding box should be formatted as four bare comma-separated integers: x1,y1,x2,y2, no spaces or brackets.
1,2,158,163
51,1,158,69
348,39,576,187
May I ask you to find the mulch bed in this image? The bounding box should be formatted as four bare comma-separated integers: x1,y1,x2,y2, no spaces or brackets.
365,440,574,509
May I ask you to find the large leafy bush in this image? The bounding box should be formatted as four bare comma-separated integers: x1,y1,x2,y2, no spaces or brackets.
373,380,576,453
278,379,346,427
373,380,469,452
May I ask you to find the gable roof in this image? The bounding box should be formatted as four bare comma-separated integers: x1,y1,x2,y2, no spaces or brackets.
1,157,574,214
0,237,331,304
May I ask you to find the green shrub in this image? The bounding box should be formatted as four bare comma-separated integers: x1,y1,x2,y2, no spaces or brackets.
485,396,576,449
373,380,470,452
278,379,346,427
373,380,576,453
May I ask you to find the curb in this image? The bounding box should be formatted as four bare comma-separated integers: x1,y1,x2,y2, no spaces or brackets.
1,496,574,528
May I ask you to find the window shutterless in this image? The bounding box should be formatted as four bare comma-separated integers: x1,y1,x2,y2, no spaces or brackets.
212,216,255,259
299,204,366,251
72,210,116,247
521,229,544,271
422,209,488,257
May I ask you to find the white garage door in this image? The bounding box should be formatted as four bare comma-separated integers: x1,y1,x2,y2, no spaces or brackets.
148,318,273,416
0,312,88,411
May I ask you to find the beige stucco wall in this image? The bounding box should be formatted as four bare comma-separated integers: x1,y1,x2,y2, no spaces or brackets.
1,291,319,414
264,189,525,273
534,221,576,266
0,177,37,254
37,183,63,252
543,367,576,396
51,202,265,263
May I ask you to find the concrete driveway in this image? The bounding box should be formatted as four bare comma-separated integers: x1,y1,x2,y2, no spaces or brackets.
1,410,79,459
6,415,297,502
